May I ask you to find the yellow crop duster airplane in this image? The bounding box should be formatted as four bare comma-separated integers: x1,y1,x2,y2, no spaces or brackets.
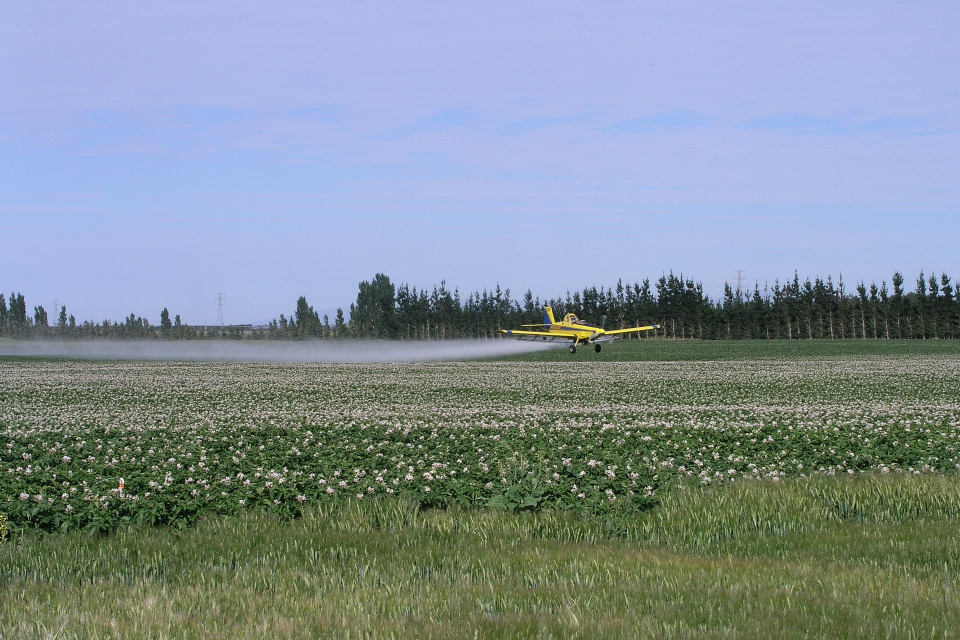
499,306,659,354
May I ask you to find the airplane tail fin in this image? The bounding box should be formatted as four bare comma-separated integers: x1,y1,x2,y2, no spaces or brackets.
543,306,557,325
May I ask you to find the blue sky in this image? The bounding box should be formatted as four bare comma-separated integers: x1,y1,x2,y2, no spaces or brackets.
2,1,958,325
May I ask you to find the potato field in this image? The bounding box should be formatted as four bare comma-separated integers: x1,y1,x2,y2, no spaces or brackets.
3,348,959,533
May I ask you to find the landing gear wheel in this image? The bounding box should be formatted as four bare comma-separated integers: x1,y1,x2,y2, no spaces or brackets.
595,344,602,353
569,344,577,354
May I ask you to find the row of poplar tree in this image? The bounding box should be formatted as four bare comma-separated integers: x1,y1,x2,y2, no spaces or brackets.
272,270,960,340
3,269,959,341
0,295,229,340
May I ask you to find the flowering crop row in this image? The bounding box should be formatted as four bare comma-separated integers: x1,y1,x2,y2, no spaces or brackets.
2,356,959,532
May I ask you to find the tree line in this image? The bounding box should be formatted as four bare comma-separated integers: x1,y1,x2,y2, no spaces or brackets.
3,269,959,341
0,295,249,340
267,269,960,340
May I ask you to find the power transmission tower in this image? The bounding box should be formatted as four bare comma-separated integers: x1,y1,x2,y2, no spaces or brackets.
216,293,225,327
734,270,746,299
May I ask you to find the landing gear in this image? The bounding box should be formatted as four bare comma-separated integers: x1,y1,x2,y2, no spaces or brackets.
569,344,577,354
595,344,602,353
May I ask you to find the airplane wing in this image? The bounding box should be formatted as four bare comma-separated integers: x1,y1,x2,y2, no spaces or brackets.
498,329,577,340
603,324,659,335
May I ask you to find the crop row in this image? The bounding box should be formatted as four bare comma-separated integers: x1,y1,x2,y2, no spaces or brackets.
1,356,958,532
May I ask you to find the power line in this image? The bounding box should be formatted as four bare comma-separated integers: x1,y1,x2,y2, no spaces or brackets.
216,293,225,327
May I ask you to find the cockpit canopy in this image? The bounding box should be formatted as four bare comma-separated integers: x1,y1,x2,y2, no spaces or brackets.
564,314,599,328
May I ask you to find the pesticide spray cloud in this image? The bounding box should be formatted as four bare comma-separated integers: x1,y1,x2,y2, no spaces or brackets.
0,339,556,362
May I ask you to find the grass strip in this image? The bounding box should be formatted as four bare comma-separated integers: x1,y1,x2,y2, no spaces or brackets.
2,474,959,639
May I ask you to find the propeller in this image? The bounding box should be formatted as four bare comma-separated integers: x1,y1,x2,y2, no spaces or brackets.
588,315,608,342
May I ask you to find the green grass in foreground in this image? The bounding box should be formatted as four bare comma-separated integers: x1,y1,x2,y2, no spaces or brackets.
3,474,960,639
499,337,960,362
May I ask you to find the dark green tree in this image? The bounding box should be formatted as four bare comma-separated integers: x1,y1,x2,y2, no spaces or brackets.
940,273,956,338
879,281,890,339
352,274,397,338
33,305,49,332
7,293,27,335
160,308,172,337
914,271,928,338
854,281,867,338
928,273,941,338
294,296,322,337
891,272,905,338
